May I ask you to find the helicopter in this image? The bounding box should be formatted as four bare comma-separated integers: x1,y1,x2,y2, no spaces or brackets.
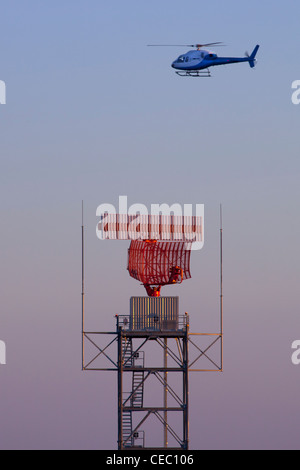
148,42,260,77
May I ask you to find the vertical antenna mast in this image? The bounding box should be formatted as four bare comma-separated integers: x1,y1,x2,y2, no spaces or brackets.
82,201,85,370
220,204,223,369
164,338,168,448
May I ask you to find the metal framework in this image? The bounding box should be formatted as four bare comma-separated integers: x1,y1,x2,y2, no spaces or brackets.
117,317,189,449
82,204,223,450
82,315,222,450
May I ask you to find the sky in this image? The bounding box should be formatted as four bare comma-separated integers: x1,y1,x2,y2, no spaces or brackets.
1,0,300,449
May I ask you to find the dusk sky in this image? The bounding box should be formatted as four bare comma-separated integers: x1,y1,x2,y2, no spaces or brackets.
1,1,300,449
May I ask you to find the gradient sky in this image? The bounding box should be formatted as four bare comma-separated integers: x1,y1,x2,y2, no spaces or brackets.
1,0,300,449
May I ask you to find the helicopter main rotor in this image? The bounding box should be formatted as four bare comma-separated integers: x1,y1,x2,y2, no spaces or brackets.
147,42,224,50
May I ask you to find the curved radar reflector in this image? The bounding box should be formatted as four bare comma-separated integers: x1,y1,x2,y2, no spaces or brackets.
128,240,192,290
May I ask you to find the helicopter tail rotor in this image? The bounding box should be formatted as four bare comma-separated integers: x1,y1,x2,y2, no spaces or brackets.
248,44,260,68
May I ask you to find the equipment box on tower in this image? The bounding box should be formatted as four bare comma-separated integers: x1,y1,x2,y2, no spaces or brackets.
129,296,179,331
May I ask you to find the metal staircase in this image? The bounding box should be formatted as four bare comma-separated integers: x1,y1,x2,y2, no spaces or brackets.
122,337,133,368
121,337,145,448
122,337,133,447
131,363,144,408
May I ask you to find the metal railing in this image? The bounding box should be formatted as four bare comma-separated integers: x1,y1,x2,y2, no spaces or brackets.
117,314,189,332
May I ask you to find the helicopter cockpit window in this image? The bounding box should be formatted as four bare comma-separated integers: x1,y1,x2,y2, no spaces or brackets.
177,55,185,63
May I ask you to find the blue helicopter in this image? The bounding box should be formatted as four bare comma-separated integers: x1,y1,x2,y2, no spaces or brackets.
148,42,260,77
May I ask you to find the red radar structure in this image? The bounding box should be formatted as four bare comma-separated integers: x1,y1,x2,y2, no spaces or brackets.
128,240,192,297
97,213,203,297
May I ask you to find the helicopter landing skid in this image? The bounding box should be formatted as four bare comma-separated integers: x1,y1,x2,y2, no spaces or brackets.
175,69,211,77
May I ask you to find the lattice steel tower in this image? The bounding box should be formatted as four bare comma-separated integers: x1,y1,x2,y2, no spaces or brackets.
82,209,223,450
